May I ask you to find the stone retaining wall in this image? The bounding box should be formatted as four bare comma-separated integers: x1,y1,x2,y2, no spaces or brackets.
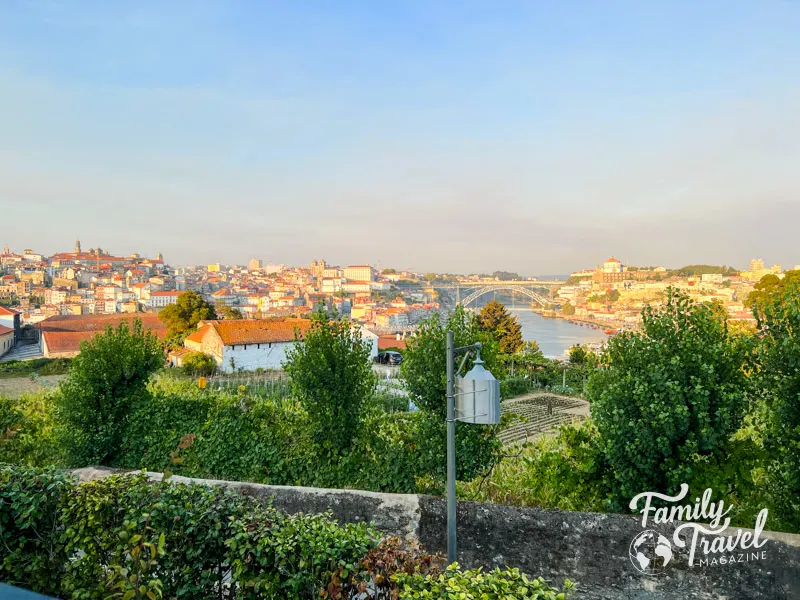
73,468,800,600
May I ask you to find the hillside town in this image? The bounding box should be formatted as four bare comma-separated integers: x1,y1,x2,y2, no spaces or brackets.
0,240,797,364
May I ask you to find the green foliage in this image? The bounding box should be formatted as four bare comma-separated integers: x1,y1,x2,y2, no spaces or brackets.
400,307,502,485
568,345,590,365
284,307,376,456
477,300,523,355
393,564,574,599
0,465,380,599
459,421,609,513
588,289,751,506
754,277,800,531
181,351,217,376
157,290,217,337
669,264,738,277
0,394,59,467
560,302,575,316
402,306,499,418
491,271,521,281
56,319,163,467
217,305,244,320
0,465,74,593
746,269,800,314
0,358,71,379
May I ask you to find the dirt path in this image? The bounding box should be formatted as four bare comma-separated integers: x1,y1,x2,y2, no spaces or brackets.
0,375,66,398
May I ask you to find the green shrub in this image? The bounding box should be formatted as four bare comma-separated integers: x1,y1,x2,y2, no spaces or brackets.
0,394,60,467
393,564,574,599
0,358,71,379
56,319,163,467
0,465,380,599
0,465,74,593
181,351,217,376
588,290,751,506
458,421,609,512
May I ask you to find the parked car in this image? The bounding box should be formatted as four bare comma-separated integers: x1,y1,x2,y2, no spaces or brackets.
374,351,403,366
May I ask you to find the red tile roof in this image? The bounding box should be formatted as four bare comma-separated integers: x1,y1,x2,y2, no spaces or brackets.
0,306,19,316
39,313,167,334
207,319,312,345
0,324,14,336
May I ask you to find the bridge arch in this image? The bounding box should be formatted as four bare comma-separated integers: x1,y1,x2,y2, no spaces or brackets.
459,286,550,307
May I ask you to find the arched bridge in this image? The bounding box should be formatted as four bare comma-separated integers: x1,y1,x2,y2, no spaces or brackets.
459,286,550,307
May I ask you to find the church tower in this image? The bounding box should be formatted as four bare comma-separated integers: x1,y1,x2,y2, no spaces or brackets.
2,244,8,255
156,252,163,261
75,239,81,254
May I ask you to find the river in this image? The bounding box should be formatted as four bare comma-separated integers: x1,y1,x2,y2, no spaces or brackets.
510,309,608,358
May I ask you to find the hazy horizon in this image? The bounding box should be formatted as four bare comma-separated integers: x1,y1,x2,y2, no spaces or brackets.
2,1,798,273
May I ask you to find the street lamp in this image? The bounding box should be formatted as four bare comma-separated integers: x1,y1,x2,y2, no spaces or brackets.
445,330,500,565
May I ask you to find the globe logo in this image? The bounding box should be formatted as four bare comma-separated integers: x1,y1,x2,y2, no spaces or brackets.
629,530,674,575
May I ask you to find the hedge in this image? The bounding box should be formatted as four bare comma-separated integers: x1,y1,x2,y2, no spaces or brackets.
0,465,574,600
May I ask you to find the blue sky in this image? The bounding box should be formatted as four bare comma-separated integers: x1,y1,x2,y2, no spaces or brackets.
1,1,799,273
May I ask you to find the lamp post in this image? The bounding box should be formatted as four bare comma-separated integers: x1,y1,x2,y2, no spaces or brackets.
445,330,500,565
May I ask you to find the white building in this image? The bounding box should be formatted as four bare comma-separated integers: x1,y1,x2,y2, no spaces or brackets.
183,318,379,373
343,265,374,282
148,291,182,309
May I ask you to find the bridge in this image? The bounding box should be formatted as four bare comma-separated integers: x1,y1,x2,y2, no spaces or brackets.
420,280,562,308
459,286,550,307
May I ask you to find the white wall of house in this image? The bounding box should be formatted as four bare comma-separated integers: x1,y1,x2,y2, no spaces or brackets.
0,331,14,357
221,341,293,372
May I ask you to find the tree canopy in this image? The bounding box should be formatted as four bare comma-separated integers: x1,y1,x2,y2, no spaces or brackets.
477,300,523,355
588,289,751,505
283,307,375,457
158,290,217,337
56,319,162,466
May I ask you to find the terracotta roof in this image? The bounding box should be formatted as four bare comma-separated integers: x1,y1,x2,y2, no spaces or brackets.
0,324,14,336
378,334,406,350
0,306,19,316
39,313,167,334
208,319,312,345
185,325,210,344
150,291,181,296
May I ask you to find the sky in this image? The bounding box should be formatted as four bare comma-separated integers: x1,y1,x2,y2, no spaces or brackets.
1,1,799,275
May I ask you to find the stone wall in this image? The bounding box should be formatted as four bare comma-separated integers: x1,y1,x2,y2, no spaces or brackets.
73,468,800,600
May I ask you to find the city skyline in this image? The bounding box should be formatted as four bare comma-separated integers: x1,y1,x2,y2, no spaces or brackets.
2,2,799,271
1,237,795,277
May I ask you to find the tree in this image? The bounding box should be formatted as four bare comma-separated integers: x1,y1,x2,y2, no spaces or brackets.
217,305,243,320
746,270,800,315
569,345,589,365
381,268,397,275
477,300,523,355
588,289,751,506
400,306,501,483
56,319,163,466
561,302,575,316
492,271,521,281
158,291,217,337
755,277,800,530
283,307,375,457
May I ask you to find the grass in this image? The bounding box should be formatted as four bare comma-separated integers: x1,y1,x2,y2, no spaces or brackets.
0,358,72,379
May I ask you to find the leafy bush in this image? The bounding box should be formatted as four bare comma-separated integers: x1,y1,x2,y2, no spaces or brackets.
754,276,800,531
0,393,60,467
56,319,163,467
284,307,376,457
0,465,379,599
181,351,217,376
458,421,609,512
393,564,574,599
0,465,74,593
588,290,751,506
